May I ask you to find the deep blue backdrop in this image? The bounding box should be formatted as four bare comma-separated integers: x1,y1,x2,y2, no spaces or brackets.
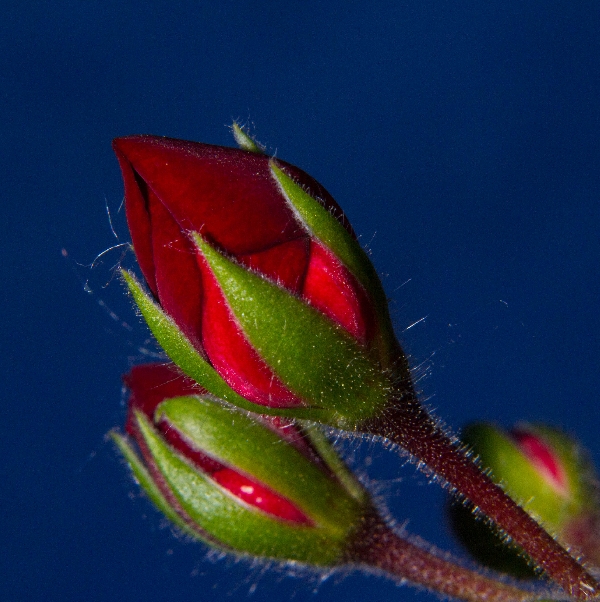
2,2,599,600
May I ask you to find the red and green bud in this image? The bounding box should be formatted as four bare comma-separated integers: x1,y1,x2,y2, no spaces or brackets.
113,134,402,428
111,363,368,564
450,422,600,576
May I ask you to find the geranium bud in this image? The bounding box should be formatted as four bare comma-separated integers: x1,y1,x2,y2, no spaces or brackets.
450,422,599,576
113,135,404,428
111,363,369,564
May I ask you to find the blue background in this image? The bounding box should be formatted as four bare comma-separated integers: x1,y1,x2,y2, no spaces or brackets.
2,2,599,600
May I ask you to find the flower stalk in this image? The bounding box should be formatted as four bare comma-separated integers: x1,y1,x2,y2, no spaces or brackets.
348,513,541,602
362,396,600,599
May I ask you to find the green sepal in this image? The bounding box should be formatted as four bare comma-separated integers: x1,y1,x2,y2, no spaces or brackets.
109,429,207,543
232,122,265,154
193,234,392,428
122,269,352,423
122,270,248,406
156,395,366,534
300,423,367,505
270,161,399,371
135,408,356,564
270,161,377,292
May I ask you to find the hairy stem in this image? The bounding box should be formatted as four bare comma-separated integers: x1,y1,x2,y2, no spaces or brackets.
361,393,599,600
347,513,540,602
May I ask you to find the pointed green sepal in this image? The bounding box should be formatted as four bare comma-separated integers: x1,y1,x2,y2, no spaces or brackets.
232,122,265,154
271,161,378,292
134,405,360,564
270,161,399,370
301,423,368,505
193,234,392,428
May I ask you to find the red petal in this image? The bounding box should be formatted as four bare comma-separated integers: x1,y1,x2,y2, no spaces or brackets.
148,191,205,351
302,240,373,345
113,136,298,255
212,469,313,525
239,237,310,294
197,252,304,409
124,363,204,436
113,148,158,296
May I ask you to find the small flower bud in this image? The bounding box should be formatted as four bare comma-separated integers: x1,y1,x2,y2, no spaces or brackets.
450,422,599,576
111,363,369,565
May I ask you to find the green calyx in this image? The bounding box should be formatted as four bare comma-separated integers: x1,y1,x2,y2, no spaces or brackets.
269,161,400,373
110,429,206,543
122,269,370,424
116,396,367,565
193,233,392,429
157,395,367,532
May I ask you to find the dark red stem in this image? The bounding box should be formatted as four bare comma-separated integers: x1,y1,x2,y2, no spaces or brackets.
347,513,540,602
362,396,599,600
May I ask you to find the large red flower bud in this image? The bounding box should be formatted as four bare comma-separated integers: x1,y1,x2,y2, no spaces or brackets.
113,135,403,427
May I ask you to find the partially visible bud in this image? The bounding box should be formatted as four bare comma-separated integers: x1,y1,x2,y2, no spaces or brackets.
450,422,600,576
111,363,369,565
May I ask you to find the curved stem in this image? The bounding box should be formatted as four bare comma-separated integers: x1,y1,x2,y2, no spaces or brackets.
347,513,541,602
361,393,599,600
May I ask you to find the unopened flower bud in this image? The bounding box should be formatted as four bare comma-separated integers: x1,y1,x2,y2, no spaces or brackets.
450,422,599,576
113,135,404,429
111,363,369,564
